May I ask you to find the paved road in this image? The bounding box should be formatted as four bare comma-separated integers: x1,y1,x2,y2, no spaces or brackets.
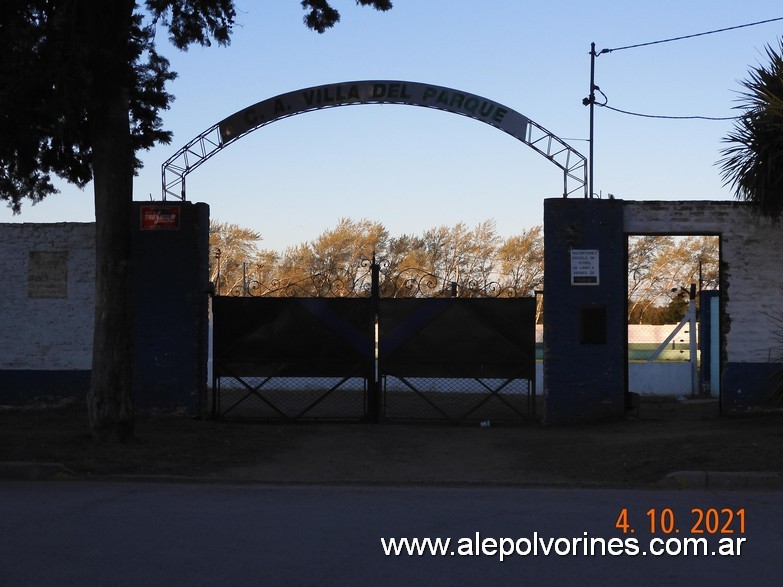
1,482,780,586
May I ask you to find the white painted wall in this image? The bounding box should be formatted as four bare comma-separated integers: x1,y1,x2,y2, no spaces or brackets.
0,223,95,370
624,201,783,365
628,362,692,396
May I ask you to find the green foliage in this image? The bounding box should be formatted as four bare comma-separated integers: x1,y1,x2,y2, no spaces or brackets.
628,297,688,325
1,0,394,439
719,39,783,218
1,0,385,213
301,0,392,33
0,1,213,211
146,0,236,49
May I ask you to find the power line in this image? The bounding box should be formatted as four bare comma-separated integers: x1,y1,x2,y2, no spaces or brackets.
586,16,782,198
594,18,783,120
598,103,739,121
601,16,783,54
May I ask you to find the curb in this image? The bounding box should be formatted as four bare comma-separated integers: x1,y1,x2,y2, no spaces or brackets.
658,470,783,490
0,462,76,481
2,462,781,490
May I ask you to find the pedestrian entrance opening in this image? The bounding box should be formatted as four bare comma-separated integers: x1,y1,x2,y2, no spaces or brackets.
626,234,720,402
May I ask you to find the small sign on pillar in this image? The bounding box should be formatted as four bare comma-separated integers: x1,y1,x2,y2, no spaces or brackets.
571,249,599,286
140,205,180,230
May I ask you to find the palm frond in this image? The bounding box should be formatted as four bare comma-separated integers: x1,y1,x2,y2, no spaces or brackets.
718,38,783,217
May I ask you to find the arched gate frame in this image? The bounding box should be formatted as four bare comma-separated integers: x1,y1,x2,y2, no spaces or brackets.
161,80,587,200
158,80,586,422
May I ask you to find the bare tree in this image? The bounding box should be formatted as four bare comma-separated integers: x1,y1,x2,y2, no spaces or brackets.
496,226,544,296
627,235,719,323
209,221,262,295
209,218,547,299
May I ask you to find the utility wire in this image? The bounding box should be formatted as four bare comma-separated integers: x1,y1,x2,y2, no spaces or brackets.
592,18,782,119
598,103,739,121
600,16,783,54
586,17,779,196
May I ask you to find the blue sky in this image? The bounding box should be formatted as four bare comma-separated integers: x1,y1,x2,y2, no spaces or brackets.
3,1,782,252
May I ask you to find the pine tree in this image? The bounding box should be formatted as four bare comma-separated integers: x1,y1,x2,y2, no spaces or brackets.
0,0,392,441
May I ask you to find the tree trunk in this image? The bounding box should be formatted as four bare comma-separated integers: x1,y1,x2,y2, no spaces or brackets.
85,0,136,441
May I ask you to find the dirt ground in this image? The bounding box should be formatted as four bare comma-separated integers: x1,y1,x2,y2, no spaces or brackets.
1,397,782,487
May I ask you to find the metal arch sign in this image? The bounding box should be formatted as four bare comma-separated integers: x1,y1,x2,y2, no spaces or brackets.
218,80,530,145
161,80,587,200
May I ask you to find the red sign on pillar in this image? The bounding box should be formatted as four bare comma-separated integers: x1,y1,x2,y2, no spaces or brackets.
140,205,180,230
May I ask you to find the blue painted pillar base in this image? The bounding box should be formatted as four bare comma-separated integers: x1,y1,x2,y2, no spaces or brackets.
132,202,210,414
723,363,783,412
543,198,627,424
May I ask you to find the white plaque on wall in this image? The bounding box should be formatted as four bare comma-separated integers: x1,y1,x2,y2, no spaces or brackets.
571,249,599,286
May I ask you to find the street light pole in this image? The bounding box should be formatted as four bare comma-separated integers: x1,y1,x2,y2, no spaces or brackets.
588,42,596,199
